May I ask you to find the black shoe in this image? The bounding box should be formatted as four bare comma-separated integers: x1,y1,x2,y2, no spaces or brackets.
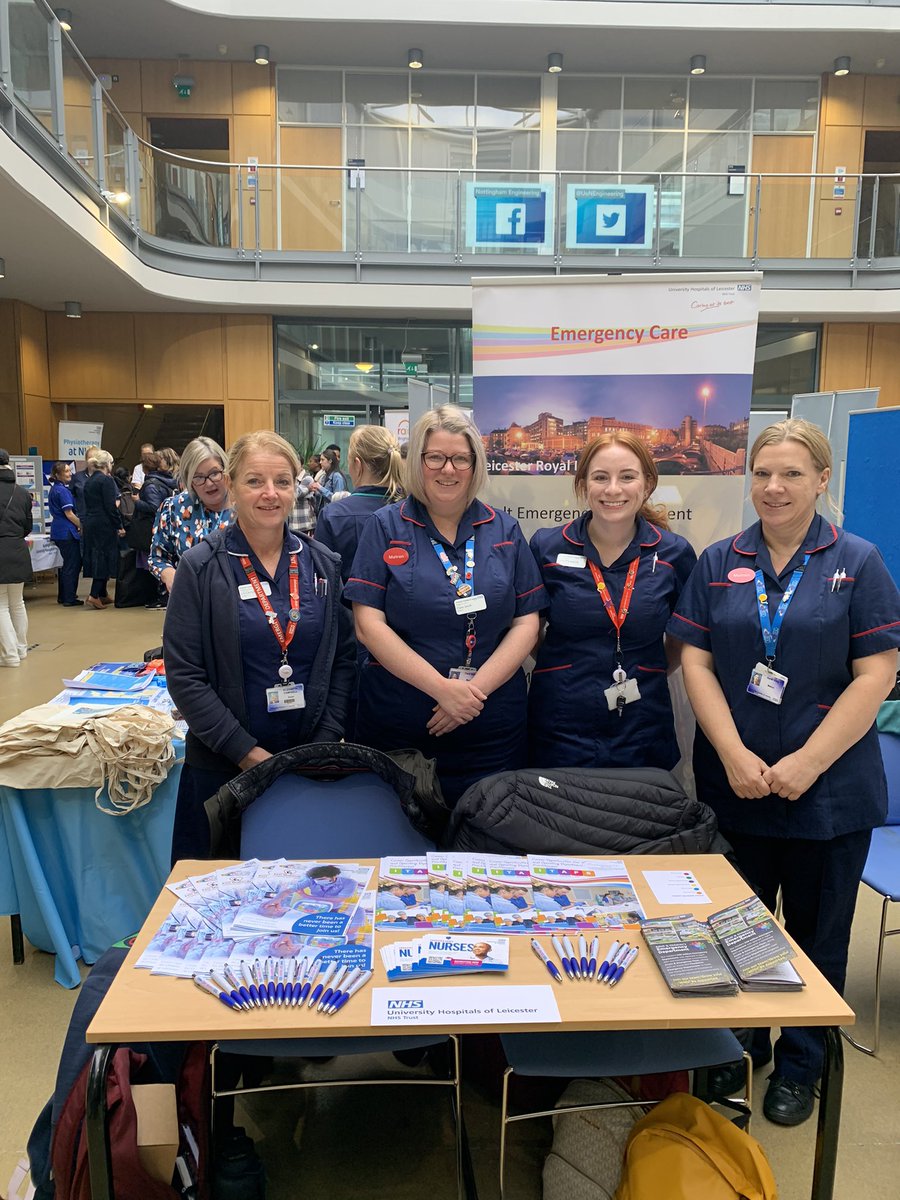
63,599,85,606
763,1076,816,1126
702,1047,772,1101
144,601,165,609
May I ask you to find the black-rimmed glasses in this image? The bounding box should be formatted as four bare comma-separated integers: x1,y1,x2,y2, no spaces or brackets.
422,452,475,471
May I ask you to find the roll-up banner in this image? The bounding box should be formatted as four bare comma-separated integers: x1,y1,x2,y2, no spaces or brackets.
472,272,762,551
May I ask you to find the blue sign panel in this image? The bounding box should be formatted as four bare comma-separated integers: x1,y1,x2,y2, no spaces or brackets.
565,184,655,250
465,184,554,252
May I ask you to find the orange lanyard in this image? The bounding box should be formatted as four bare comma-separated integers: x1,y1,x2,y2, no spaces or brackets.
239,553,300,659
588,557,639,655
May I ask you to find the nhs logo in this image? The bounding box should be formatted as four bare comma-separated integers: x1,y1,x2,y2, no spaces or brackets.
387,999,424,1010
466,183,554,252
566,184,656,251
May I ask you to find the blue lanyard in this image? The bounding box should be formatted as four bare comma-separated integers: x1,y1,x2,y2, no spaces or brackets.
754,555,809,664
430,535,475,598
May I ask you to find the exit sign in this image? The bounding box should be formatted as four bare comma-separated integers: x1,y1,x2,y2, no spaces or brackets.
404,362,418,376
323,414,356,428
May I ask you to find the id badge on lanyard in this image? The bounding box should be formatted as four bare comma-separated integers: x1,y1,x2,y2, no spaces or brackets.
589,557,643,717
746,555,809,705
240,552,307,712
431,535,486,679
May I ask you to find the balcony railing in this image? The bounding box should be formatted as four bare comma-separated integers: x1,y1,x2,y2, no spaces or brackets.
2,0,899,284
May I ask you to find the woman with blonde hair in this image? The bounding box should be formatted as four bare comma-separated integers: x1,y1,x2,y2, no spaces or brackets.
528,430,696,768
345,405,545,805
164,430,354,861
316,424,404,583
669,418,900,1125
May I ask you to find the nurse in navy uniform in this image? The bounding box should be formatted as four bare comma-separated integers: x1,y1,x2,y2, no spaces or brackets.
528,432,696,769
668,418,900,1126
345,405,545,806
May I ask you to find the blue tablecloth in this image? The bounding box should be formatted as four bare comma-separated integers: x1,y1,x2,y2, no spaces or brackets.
0,749,182,988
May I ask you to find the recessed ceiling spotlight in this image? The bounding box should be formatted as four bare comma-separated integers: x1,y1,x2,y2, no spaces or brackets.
833,56,851,76
254,45,270,66
547,52,563,74
408,48,423,70
690,54,707,75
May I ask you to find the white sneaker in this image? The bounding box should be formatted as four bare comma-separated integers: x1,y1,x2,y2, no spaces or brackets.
0,658,21,668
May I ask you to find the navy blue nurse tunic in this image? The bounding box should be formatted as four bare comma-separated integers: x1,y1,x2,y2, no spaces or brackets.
344,496,546,804
667,514,900,839
528,515,696,770
316,486,391,585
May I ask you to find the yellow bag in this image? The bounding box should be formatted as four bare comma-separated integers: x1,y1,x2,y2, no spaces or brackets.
615,1093,777,1200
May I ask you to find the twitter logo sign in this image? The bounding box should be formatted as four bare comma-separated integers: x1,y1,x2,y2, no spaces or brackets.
566,185,655,250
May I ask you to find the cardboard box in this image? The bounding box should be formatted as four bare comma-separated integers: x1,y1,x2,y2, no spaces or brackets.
132,1083,178,1185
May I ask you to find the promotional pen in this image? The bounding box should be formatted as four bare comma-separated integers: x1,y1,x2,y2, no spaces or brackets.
318,964,349,1013
251,959,267,1007
608,946,639,988
578,935,589,980
240,961,260,1008
330,969,373,1014
289,958,306,1007
562,935,580,979
223,965,252,1009
607,942,630,982
309,959,338,1009
208,970,244,1010
588,937,599,980
530,938,563,983
551,936,574,980
275,959,286,1007
300,959,320,1006
597,940,621,982
194,974,240,1010
265,958,277,1005
326,966,363,1014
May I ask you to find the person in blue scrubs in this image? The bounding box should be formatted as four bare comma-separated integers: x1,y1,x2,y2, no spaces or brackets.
164,431,355,862
346,406,545,805
668,419,900,1126
316,424,404,583
529,432,696,769
48,461,83,606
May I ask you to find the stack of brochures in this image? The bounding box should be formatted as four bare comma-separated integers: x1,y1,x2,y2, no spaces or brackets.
375,853,645,934
136,860,375,980
50,661,185,731
380,934,510,981
642,895,803,997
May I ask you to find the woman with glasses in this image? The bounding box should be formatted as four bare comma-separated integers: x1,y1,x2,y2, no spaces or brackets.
345,406,545,805
148,436,233,596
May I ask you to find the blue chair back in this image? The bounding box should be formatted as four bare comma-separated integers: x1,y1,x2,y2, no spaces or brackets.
240,771,435,859
878,732,900,826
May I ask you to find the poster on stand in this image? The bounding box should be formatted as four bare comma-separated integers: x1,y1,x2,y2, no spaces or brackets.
58,421,104,463
471,272,762,552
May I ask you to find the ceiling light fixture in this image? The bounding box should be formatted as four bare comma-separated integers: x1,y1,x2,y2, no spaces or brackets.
254,44,270,65
101,188,130,205
833,56,851,76
408,48,423,70
64,301,82,318
354,361,375,373
690,54,707,75
54,8,72,31
547,52,563,74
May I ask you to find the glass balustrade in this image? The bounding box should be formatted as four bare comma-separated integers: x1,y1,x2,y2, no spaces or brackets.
60,35,96,179
8,0,52,135
144,149,232,248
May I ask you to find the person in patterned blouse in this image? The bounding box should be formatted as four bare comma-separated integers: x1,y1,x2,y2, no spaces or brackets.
149,436,233,594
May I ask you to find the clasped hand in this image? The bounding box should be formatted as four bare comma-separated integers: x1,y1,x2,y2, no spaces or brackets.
427,678,487,737
723,744,821,801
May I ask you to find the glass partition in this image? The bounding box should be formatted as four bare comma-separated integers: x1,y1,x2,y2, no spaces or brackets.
103,103,128,198
61,37,96,179
144,147,231,247
8,0,53,135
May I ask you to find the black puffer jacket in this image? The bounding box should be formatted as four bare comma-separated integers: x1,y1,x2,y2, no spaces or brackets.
447,766,729,857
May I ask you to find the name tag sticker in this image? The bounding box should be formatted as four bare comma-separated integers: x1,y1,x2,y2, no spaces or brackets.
266,683,306,712
239,581,272,599
454,594,487,615
556,554,587,569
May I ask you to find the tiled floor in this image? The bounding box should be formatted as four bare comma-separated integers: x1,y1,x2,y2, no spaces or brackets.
1,577,899,1199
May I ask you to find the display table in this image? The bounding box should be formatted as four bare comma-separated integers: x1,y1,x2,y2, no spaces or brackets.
0,751,182,988
26,534,63,572
87,855,852,1200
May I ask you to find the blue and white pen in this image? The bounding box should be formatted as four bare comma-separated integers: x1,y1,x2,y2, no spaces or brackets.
300,959,320,1006
551,936,574,980
606,942,630,983
275,959,287,1007
265,958,277,1006
289,957,307,1007
597,940,621,982
330,969,372,1014
608,946,639,988
240,961,261,1008
578,935,589,980
530,939,563,983
587,937,599,980
193,974,240,1010
252,959,267,1007
326,966,363,1014
207,970,245,1010
223,965,252,1009
562,935,580,979
309,959,338,1009
318,964,349,1013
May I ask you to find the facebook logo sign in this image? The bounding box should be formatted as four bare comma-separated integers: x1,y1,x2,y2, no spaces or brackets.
565,185,655,250
466,184,553,251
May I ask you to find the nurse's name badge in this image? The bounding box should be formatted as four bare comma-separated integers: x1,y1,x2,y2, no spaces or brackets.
383,547,409,566
727,567,756,584
556,553,587,569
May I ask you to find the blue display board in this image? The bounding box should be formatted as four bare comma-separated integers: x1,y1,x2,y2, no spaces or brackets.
465,183,553,252
844,407,900,585
565,184,655,250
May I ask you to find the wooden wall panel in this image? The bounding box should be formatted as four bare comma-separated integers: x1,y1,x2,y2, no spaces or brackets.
863,76,900,129
820,73,864,131
225,316,273,402
232,63,272,116
18,303,49,396
820,324,870,392
870,327,900,408
233,114,275,173
816,125,862,198
225,398,274,445
0,301,21,393
88,59,143,113
814,200,854,258
134,314,226,400
22,393,53,458
141,60,232,116
47,312,136,399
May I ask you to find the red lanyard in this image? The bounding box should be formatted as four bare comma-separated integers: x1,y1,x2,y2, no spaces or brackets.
588,557,639,651
239,553,300,658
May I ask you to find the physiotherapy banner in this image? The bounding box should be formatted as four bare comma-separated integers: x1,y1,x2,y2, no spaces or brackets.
471,272,762,552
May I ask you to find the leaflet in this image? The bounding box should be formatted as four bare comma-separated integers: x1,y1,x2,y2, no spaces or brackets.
375,856,432,930
641,913,738,997
380,934,510,981
462,855,497,928
485,855,536,929
528,855,644,932
707,895,799,986
229,861,371,938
